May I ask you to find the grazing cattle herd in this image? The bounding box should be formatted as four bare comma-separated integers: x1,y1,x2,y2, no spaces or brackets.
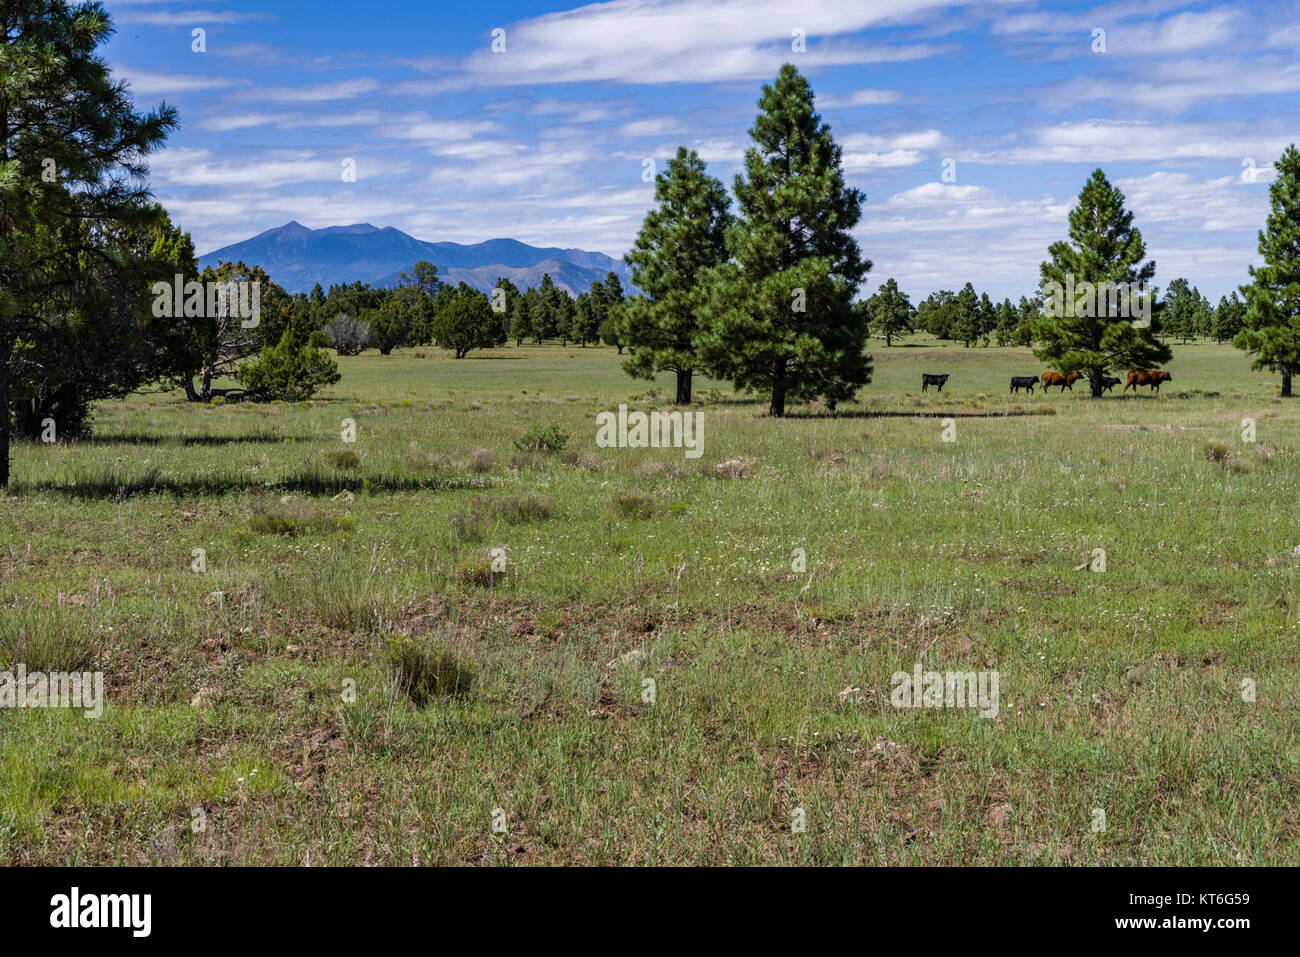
918,370,1173,395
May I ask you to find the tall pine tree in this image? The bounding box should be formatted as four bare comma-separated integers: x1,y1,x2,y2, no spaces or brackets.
1,0,177,484
1235,144,1300,396
618,147,731,404
1033,169,1170,397
699,64,871,416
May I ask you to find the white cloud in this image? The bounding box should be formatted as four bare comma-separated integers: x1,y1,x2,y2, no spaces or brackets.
115,8,274,26
818,88,901,108
112,64,248,94
969,119,1297,165
150,148,351,188
236,78,381,102
450,0,1006,86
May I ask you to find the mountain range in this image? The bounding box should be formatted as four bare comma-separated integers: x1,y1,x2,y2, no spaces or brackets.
197,221,632,296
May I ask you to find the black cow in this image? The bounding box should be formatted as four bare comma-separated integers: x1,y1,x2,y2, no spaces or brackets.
1101,376,1122,393
1010,375,1037,394
921,373,950,393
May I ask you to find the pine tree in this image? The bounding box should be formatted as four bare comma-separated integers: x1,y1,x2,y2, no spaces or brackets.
0,0,178,483
1014,296,1039,346
1236,145,1300,396
572,291,599,346
491,277,520,343
594,275,627,353
698,64,871,416
1163,278,1198,343
531,274,559,343
1033,169,1170,397
951,284,980,347
511,287,536,345
618,148,731,404
994,299,1017,346
866,278,913,346
433,286,502,358
1192,288,1214,339
917,290,957,339
977,291,998,345
1214,292,1245,344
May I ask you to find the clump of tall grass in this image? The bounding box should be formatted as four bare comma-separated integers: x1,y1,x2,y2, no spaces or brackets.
384,634,476,705
611,491,656,519
1203,440,1229,463
474,492,558,525
468,448,496,472
0,605,101,672
323,449,361,470
266,555,392,632
448,511,486,542
455,559,499,588
248,502,350,537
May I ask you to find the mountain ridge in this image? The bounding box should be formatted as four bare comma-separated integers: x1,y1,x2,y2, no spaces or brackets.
197,221,632,297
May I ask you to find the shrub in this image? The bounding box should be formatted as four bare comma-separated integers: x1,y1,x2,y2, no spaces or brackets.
384,635,477,705
324,449,362,470
468,448,496,472
236,329,341,401
513,422,569,454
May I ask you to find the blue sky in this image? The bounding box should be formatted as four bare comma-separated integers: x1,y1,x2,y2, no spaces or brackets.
102,0,1300,302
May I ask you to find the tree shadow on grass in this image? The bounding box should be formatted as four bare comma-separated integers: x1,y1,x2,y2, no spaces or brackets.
80,432,311,446
10,470,495,501
784,408,1056,420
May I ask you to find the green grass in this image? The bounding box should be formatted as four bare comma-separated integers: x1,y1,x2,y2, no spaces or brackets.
1,337,1297,864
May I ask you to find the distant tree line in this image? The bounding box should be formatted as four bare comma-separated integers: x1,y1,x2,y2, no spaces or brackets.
297,265,628,357
856,278,1248,350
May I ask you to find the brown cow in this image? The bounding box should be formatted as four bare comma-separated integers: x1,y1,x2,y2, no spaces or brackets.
1124,370,1172,393
1041,371,1083,393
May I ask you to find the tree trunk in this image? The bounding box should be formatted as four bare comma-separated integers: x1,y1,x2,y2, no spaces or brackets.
200,365,214,401
1283,367,1293,398
0,346,9,488
769,373,787,417
885,333,892,347
675,371,692,405
1090,376,1103,398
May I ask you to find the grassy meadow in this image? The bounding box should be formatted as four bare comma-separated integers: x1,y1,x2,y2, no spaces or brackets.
1,337,1298,865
